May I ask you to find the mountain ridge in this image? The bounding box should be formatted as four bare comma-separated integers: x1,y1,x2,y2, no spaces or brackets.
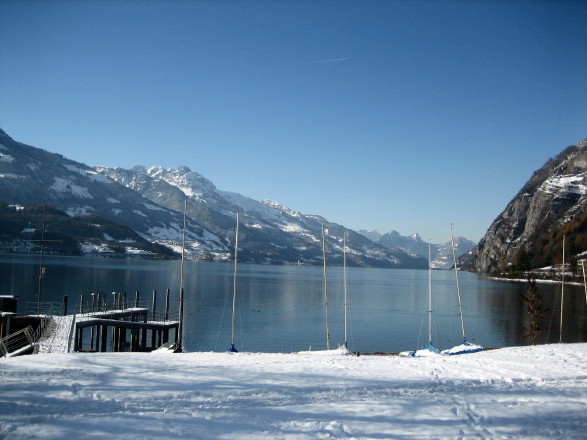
0,128,428,268
358,229,476,269
96,164,428,268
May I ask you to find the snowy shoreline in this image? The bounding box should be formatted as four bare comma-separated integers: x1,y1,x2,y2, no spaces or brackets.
1,343,586,439
489,275,585,286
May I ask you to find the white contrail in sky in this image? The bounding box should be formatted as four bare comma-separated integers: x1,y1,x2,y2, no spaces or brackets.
309,57,350,64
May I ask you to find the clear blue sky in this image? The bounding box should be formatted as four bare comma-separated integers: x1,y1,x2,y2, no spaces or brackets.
1,0,586,243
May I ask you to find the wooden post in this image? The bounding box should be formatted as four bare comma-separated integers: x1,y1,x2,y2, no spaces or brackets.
135,290,140,308
80,294,84,314
100,325,108,352
77,326,83,351
165,288,170,321
120,328,127,352
94,324,100,352
141,312,147,351
151,290,157,320
89,293,96,349
151,290,157,348
130,329,135,351
62,295,68,316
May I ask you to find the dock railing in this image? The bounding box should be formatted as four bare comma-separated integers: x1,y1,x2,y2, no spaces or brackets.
75,294,180,324
0,326,36,357
25,301,61,317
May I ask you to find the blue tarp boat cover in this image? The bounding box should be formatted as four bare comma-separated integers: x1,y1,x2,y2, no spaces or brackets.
400,343,441,358
442,341,483,355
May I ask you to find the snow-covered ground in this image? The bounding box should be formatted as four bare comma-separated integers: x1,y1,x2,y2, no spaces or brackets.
1,344,586,439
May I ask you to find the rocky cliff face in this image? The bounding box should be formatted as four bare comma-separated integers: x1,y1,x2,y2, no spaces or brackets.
473,139,587,273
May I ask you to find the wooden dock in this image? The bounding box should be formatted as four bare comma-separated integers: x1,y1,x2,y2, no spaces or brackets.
2,290,181,356
75,308,179,353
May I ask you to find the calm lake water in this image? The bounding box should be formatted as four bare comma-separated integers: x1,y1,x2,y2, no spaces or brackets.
1,255,586,353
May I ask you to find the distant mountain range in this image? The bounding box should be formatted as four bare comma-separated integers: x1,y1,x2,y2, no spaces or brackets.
0,127,443,269
11,128,585,274
358,230,476,269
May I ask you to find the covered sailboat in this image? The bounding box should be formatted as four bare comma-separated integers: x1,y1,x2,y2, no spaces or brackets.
228,211,240,353
441,224,482,355
297,225,349,355
400,244,440,357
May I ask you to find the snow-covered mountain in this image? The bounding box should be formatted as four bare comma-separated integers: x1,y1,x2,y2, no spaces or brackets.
0,129,230,258
96,165,427,268
0,128,426,268
358,230,476,269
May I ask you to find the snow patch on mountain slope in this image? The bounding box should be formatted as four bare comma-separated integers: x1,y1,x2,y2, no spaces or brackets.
142,203,167,212
540,174,587,195
262,200,302,218
51,177,93,199
65,206,94,216
279,222,308,234
0,172,25,179
0,153,15,162
146,166,217,201
63,164,112,183
146,224,182,241
80,243,115,254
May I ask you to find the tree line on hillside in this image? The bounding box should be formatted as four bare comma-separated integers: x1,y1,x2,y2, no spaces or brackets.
509,209,587,279
0,202,176,258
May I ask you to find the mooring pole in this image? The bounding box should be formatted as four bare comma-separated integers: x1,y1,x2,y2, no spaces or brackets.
165,288,170,321
178,198,187,352
90,293,96,349
151,289,157,349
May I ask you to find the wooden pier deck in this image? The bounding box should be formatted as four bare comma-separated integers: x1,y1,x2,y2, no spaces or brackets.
75,308,179,353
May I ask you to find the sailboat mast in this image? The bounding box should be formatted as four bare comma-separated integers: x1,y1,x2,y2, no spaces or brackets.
343,232,348,349
178,198,187,352
428,243,432,345
450,223,466,341
231,212,239,351
36,204,47,314
560,234,565,343
322,221,331,350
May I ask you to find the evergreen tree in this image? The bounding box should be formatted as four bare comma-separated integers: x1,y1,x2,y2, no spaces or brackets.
514,247,532,273
520,278,547,345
